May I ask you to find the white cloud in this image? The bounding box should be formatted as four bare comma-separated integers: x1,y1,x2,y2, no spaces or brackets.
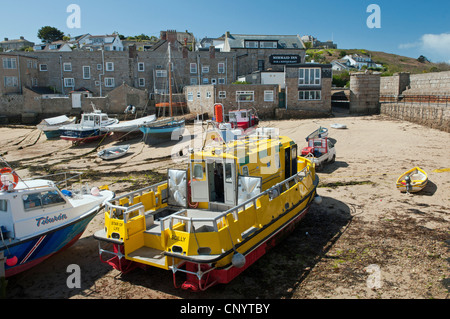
399,32,450,63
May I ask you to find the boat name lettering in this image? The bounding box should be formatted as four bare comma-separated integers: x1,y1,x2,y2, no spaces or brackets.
36,213,68,227
171,234,186,242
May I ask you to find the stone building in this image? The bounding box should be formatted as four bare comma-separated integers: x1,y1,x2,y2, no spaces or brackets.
282,63,332,117
222,32,306,76
185,83,279,118
0,37,35,51
0,53,39,95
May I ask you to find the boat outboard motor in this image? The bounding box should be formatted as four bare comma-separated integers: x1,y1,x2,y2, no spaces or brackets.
405,175,412,193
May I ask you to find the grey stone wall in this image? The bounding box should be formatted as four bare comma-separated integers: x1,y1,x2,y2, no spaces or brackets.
349,72,380,114
381,103,449,132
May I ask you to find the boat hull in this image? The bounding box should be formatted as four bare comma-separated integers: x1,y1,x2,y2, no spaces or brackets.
140,121,185,145
2,205,101,277
180,201,313,290
396,167,428,193
60,128,109,143
43,130,62,139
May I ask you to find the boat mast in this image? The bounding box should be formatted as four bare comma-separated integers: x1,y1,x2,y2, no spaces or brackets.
168,44,173,117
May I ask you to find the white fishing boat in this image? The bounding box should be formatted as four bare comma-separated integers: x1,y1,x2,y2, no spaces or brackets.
59,108,118,144
0,159,114,278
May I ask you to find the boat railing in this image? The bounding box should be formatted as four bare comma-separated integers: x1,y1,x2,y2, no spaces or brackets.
20,171,84,190
105,180,167,219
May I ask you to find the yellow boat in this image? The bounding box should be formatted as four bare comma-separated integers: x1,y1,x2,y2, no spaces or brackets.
396,167,428,193
94,128,320,291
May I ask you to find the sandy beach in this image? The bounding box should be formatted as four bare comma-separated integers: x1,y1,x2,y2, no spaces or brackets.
1,112,449,299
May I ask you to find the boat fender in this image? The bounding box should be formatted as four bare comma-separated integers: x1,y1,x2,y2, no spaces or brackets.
6,256,18,267
0,167,19,191
91,187,100,196
314,195,322,205
232,252,246,268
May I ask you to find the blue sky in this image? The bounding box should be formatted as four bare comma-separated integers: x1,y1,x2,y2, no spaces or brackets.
2,0,450,62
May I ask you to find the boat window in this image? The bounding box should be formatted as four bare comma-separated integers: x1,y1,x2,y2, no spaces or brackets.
0,199,7,212
225,163,233,183
89,116,94,121
23,193,43,210
101,115,108,122
41,190,66,206
242,166,249,176
193,164,204,180
83,115,89,121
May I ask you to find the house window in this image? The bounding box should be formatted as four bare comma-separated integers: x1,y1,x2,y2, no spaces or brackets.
63,62,72,72
190,78,198,85
64,78,75,87
138,62,145,72
105,77,115,87
202,66,209,73
156,70,167,77
106,62,114,71
260,41,277,48
197,92,201,98
97,64,102,71
83,66,91,79
299,90,321,100
27,60,34,69
218,62,225,73
218,78,225,84
211,78,217,84
187,92,194,101
4,76,18,87
299,68,321,85
202,78,209,84
190,63,197,74
39,64,48,71
236,91,254,102
206,91,211,98
245,41,258,48
138,78,145,87
32,78,38,87
264,90,274,102
2,58,17,69
218,91,226,99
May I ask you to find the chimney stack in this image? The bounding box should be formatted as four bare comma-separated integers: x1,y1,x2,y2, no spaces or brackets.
20,36,24,40
209,45,215,59
4,38,8,41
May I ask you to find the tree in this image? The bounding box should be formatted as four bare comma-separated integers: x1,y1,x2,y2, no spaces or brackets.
417,55,429,63
37,26,64,43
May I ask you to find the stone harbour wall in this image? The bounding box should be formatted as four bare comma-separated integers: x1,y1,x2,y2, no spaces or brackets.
380,103,449,132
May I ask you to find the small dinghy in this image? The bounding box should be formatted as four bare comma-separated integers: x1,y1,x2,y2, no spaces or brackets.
331,123,347,129
97,145,130,160
396,167,428,193
306,126,328,141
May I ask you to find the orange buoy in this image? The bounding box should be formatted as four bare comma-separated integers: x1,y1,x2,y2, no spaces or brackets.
214,103,223,123
0,167,19,191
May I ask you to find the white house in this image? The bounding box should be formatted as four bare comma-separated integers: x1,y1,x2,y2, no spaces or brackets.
340,54,382,70
33,41,73,52
77,34,124,51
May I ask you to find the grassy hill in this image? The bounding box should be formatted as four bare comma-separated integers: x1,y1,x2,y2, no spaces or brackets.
306,48,450,76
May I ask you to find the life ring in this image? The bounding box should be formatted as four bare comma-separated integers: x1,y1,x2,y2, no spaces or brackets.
0,167,19,191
